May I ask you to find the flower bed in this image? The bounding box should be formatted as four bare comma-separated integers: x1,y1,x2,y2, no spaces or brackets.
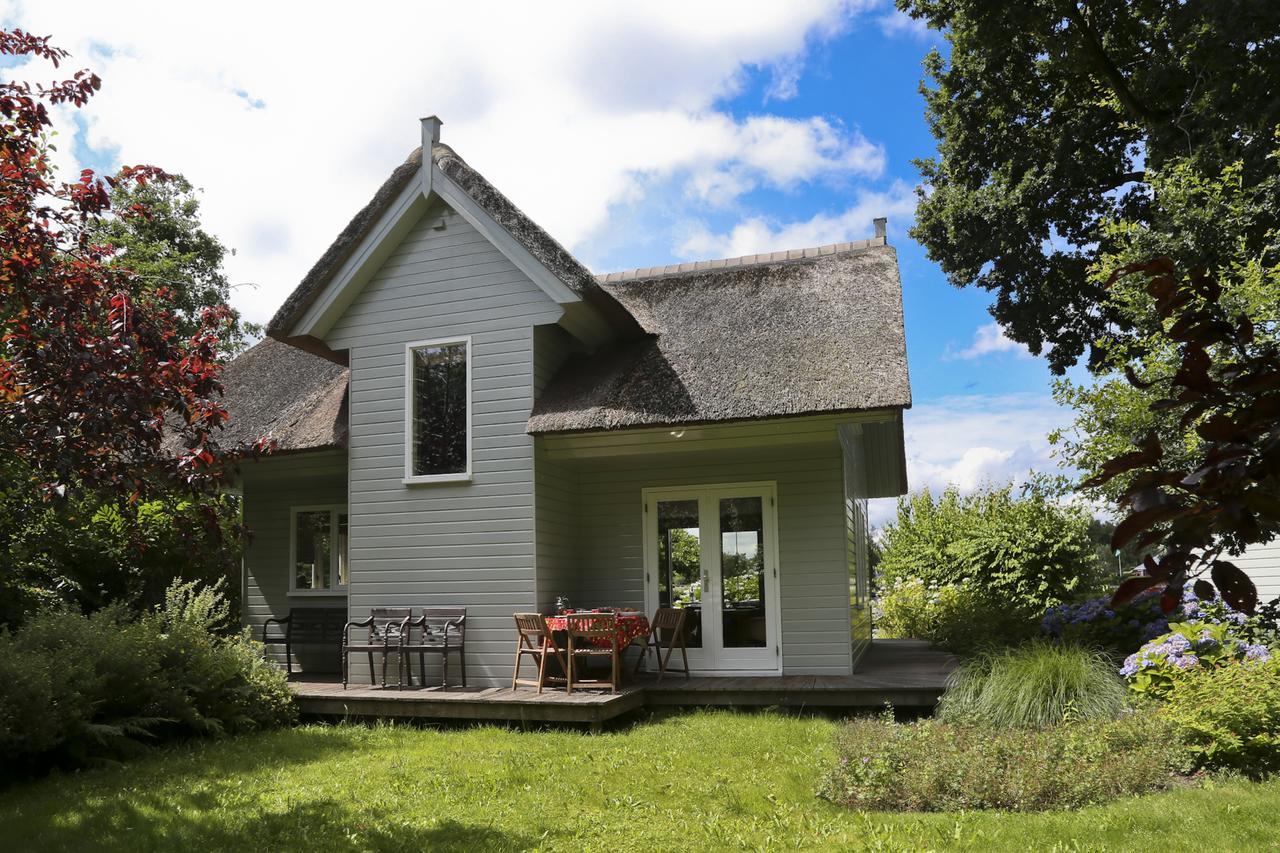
819,712,1182,812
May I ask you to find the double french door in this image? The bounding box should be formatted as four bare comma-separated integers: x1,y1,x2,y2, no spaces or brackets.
642,482,780,673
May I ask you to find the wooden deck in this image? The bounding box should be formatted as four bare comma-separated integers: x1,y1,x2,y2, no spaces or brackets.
291,640,956,726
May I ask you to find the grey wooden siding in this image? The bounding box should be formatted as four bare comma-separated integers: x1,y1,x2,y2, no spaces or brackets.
839,426,873,667
534,448,579,612
326,200,563,686
1239,539,1280,603
532,324,581,612
240,449,348,671
566,443,853,675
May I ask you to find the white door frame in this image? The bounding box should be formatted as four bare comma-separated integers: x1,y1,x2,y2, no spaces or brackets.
642,481,782,675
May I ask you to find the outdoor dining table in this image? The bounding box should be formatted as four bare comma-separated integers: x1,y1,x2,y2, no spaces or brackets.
544,610,651,651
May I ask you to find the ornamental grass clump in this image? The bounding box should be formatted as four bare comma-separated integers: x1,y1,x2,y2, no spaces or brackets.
938,641,1128,728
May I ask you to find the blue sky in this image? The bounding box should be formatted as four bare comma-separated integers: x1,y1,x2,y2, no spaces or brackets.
2,1,1080,522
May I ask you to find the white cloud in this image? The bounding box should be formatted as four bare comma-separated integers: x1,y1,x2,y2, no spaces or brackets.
944,321,1032,360
763,55,806,102
0,0,895,325
868,393,1072,526
876,10,937,40
676,179,917,258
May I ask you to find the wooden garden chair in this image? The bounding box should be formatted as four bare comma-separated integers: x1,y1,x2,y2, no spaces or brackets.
511,613,568,693
632,606,691,684
566,612,620,694
341,607,411,689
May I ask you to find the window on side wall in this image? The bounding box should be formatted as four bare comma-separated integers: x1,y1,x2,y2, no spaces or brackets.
404,336,471,483
290,506,349,593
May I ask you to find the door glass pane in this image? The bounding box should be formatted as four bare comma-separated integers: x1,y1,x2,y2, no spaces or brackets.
294,511,332,590
656,499,702,649
720,497,766,648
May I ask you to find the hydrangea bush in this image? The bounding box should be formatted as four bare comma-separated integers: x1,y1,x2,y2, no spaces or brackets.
1123,620,1271,699
1041,588,1170,654
1041,586,1266,657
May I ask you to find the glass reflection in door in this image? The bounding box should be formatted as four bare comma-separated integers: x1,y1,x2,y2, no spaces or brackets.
719,497,766,648
655,499,702,649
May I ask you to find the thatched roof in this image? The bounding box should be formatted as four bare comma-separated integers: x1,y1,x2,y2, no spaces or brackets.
224,239,910,447
267,143,637,342
527,242,911,433
217,337,348,452
235,132,908,446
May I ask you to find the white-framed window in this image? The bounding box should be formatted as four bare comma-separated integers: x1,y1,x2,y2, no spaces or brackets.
403,336,472,484
289,506,349,594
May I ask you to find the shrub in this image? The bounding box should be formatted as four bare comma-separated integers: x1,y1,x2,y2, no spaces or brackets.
1042,585,1271,659
0,490,243,630
1041,588,1172,654
1157,657,1280,775
0,581,294,776
938,641,1128,728
876,480,1103,615
875,576,950,640
1123,620,1271,701
875,577,1038,653
818,712,1182,812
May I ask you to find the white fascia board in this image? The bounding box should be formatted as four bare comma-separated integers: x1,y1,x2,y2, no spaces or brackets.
291,177,431,341
429,163,582,307
290,159,590,344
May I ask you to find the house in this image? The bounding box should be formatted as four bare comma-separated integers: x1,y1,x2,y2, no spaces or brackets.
221,117,911,686
1239,539,1280,605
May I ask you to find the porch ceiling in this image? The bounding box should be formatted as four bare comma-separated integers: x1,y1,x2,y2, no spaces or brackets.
536,412,886,462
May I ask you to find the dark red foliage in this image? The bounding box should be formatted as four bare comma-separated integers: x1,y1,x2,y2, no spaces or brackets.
1086,259,1280,614
0,30,259,503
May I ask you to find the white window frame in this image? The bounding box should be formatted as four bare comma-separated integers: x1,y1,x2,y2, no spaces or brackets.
641,481,782,675
403,335,473,485
288,505,349,596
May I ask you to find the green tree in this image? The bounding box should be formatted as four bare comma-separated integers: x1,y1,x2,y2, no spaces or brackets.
1051,153,1280,508
877,480,1101,613
0,33,255,625
899,0,1280,372
90,175,260,354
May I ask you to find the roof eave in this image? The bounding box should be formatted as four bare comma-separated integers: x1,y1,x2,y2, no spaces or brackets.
270,146,641,354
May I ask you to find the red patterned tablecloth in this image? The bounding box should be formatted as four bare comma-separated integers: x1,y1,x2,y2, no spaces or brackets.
545,612,650,649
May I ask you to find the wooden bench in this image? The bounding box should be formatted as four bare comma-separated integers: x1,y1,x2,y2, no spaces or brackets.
262,607,348,674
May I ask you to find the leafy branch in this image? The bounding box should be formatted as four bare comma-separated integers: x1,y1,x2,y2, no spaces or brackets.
1086,259,1280,614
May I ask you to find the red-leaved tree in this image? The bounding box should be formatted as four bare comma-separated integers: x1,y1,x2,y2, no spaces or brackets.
0,29,257,505
1087,259,1280,614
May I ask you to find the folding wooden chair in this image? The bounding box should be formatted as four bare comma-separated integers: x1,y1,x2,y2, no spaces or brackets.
566,612,620,694
632,607,691,684
511,613,568,693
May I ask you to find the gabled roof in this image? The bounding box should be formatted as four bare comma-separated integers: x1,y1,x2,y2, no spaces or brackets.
221,237,911,450
266,141,638,348
527,241,911,433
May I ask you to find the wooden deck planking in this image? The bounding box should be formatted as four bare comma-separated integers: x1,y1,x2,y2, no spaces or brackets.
291,640,957,723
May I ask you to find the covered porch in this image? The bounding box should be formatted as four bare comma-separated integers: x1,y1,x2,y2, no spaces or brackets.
531,412,905,679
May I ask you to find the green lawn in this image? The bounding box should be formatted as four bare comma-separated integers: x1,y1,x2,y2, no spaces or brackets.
1,710,1277,852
